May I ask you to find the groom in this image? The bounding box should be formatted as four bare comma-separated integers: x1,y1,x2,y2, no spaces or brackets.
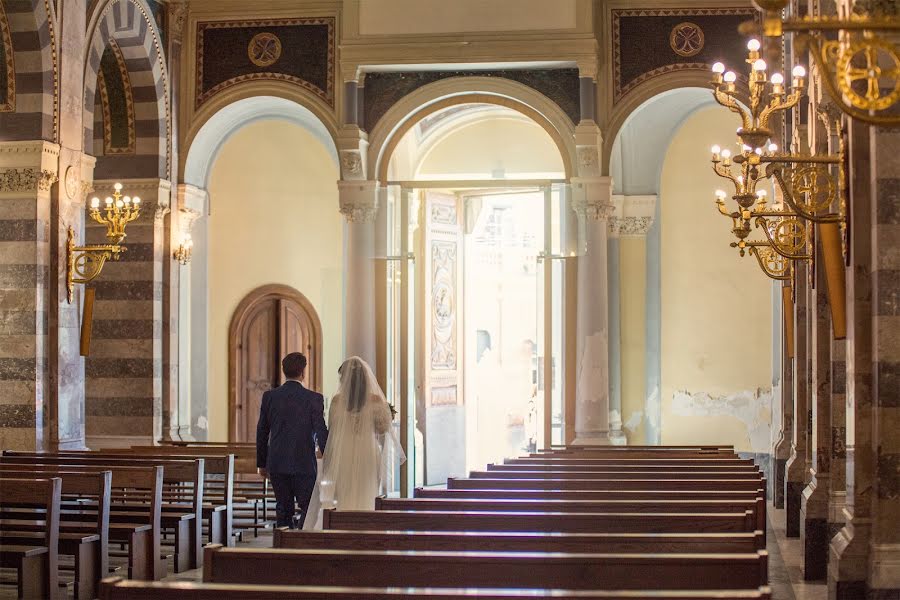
256,352,328,528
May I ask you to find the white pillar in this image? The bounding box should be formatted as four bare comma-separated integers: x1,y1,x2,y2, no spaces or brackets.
571,176,614,445
339,180,378,370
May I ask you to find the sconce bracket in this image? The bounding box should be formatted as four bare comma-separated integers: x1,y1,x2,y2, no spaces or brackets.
66,226,125,304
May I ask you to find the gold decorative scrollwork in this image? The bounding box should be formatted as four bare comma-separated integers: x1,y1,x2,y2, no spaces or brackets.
832,37,900,112
750,245,792,280
773,217,807,254
791,164,836,212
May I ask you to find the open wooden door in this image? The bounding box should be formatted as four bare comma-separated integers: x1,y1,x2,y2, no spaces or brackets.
419,191,464,485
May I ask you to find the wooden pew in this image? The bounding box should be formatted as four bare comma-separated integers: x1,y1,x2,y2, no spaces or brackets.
324,508,756,534
100,577,774,600
41,449,235,548
415,487,763,502
273,527,766,553
202,545,768,591
489,463,761,473
448,477,765,491
375,497,766,534
470,469,763,480
2,453,204,573
0,469,110,600
0,460,164,580
0,477,62,600
505,457,755,466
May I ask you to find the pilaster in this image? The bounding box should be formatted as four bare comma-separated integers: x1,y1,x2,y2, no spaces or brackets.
787,260,811,537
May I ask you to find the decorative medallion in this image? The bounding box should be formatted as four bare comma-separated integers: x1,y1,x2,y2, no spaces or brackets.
669,22,705,57
0,0,15,112
774,218,806,255
248,32,282,68
64,166,78,200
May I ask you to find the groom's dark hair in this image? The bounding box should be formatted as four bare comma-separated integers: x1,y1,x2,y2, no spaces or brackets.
282,352,307,379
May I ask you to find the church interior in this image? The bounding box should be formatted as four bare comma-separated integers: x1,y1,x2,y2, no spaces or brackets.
0,0,897,598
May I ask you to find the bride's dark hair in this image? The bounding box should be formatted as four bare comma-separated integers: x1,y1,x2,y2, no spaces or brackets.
338,357,369,413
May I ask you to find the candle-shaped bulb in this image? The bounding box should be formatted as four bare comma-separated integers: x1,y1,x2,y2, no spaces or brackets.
711,144,721,157
133,196,141,205
752,59,767,72
754,147,763,156
715,190,727,200
792,65,806,78
771,73,784,85
768,143,778,154
123,196,131,205
721,149,732,159
723,71,737,83
712,62,726,74
105,196,113,205
116,199,124,208
90,197,100,209
747,39,761,52
757,189,767,198
114,182,123,192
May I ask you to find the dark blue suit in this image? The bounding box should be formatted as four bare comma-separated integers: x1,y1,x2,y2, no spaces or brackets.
256,380,328,527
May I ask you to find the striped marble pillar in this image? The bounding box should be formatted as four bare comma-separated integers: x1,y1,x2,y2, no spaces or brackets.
0,141,58,450
83,178,169,448
829,318,847,539
786,260,810,537
801,241,831,580
869,122,900,596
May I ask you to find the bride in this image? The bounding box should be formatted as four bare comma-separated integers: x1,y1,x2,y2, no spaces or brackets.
303,356,405,529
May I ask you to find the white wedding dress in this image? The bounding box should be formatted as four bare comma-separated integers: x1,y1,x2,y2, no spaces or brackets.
303,357,405,530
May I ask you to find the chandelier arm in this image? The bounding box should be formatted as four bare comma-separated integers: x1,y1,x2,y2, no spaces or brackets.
715,199,737,217
802,34,900,128
757,91,802,130
769,166,844,224
714,162,740,186
713,87,753,131
748,246,792,280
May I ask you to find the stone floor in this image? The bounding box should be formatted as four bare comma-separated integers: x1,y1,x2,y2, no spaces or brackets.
0,505,831,599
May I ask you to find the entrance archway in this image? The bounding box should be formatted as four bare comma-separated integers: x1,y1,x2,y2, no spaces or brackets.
228,284,323,443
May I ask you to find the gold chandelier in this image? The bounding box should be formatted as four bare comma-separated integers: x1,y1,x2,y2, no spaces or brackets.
67,182,141,303
745,0,900,127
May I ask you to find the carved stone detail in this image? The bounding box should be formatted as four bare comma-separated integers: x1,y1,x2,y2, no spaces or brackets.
168,1,189,44
573,196,615,221
431,240,457,370
339,193,378,223
0,168,57,193
577,146,598,170
609,216,654,237
340,151,363,178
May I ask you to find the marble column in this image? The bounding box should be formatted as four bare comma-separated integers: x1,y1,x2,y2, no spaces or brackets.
828,118,873,600
339,180,378,370
571,176,614,445
829,320,847,539
84,179,170,448
774,280,795,508
0,142,59,450
868,120,900,597
786,261,811,536
801,242,831,580
607,221,624,445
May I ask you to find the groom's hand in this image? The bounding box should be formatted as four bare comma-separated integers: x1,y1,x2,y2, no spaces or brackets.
257,467,268,479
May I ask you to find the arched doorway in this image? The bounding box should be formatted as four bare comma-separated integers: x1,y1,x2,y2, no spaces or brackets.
228,284,323,443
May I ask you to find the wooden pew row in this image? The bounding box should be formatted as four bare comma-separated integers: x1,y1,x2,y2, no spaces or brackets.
0,477,62,600
415,487,763,502
324,508,757,534
201,545,768,591
376,497,766,535
490,463,761,473
541,446,736,453
99,577,773,600
33,449,236,548
506,457,755,466
0,454,199,577
0,463,163,581
471,469,763,480
130,445,273,537
273,527,766,553
448,477,766,491
0,469,109,600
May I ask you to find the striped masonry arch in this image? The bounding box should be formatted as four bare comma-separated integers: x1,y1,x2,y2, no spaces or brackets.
83,0,169,179
0,0,56,141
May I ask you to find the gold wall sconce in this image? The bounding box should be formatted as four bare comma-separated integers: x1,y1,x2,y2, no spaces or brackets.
66,182,141,303
745,0,900,127
173,234,193,265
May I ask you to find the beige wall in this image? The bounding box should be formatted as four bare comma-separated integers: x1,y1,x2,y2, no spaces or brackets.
620,236,647,443
415,115,565,178
659,106,773,454
357,0,578,35
206,119,344,441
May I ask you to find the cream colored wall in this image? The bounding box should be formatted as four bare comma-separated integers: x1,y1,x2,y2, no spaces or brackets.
357,0,578,35
659,106,773,454
620,237,646,443
206,119,343,441
415,116,565,178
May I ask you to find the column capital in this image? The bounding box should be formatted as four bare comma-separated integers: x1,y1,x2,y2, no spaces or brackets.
571,176,614,221
608,194,657,237
338,179,379,223
0,141,61,196
576,58,599,81
338,126,369,180
167,1,189,44
176,183,208,215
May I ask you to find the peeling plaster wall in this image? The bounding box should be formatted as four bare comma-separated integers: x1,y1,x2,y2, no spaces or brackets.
658,107,774,453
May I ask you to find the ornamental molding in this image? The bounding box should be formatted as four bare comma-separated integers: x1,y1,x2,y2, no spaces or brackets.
0,168,58,193
338,180,378,223
573,196,615,221
608,216,654,237
340,150,364,179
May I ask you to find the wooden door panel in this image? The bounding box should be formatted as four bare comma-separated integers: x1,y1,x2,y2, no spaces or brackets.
240,300,278,443
279,299,316,390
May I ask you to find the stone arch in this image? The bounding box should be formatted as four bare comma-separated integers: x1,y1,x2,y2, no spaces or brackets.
182,92,339,189
368,77,578,183
83,0,169,179
0,0,56,140
603,70,750,175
